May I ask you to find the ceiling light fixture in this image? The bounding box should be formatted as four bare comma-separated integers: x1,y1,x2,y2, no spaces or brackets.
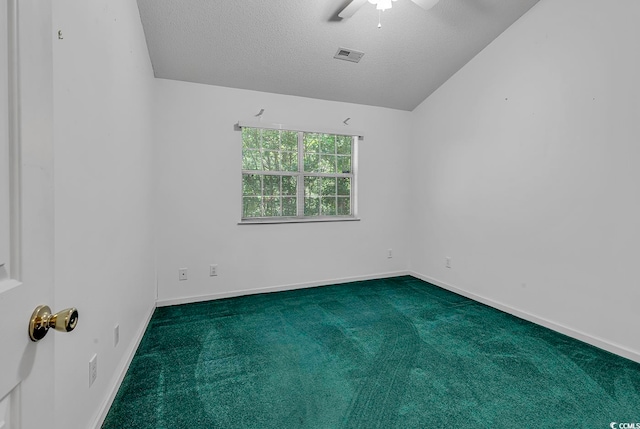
338,0,440,20
369,0,396,11
369,0,396,28
366,0,439,28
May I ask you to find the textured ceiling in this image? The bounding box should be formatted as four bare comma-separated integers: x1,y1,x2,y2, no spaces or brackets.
136,0,539,111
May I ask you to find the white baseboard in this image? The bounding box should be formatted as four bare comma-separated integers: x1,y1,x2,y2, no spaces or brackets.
91,302,156,429
409,271,640,364
156,270,410,307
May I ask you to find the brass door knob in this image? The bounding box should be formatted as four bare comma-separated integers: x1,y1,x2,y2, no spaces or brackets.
28,305,79,342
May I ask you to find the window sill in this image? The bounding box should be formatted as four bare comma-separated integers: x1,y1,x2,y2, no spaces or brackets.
238,216,360,225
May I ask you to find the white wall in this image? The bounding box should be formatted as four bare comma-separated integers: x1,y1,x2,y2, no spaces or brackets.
410,0,640,359
153,80,412,304
52,1,156,428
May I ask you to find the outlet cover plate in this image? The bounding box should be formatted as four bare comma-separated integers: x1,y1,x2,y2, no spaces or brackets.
89,354,98,387
114,324,120,347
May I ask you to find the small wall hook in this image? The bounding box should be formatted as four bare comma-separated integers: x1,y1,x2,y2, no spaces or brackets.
343,117,351,125
254,109,265,118
58,30,63,40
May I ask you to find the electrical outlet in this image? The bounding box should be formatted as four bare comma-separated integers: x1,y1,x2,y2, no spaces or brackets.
387,249,393,259
178,268,188,281
445,257,451,268
209,264,218,276
89,354,98,387
114,324,120,347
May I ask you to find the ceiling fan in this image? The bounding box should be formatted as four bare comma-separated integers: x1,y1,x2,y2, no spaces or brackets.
338,0,440,19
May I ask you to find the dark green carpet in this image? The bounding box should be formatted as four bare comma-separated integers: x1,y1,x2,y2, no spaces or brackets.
103,276,640,428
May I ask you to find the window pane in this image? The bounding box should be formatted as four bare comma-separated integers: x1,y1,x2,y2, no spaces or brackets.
320,134,335,154
243,197,262,218
337,177,350,196
319,155,336,173
337,156,351,174
304,177,319,197
321,197,336,216
262,129,280,150
336,135,352,155
304,197,320,216
304,133,320,153
241,127,356,220
262,150,279,171
321,177,337,196
282,176,297,196
263,175,280,196
242,174,262,196
242,149,261,170
263,197,281,217
282,197,297,216
304,153,319,172
242,128,260,149
281,131,297,151
280,151,297,172
337,197,351,216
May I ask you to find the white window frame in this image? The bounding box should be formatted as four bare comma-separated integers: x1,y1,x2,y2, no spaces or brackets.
237,123,361,224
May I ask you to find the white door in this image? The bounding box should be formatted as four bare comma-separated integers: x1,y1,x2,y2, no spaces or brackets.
0,0,57,428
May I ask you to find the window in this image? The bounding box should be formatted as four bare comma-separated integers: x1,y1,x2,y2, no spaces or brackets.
241,126,358,222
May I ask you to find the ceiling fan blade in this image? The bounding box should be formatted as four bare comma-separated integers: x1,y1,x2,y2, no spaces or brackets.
338,0,369,19
410,0,440,10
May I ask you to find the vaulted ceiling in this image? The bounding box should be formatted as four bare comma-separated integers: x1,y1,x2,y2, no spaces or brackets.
136,0,540,111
